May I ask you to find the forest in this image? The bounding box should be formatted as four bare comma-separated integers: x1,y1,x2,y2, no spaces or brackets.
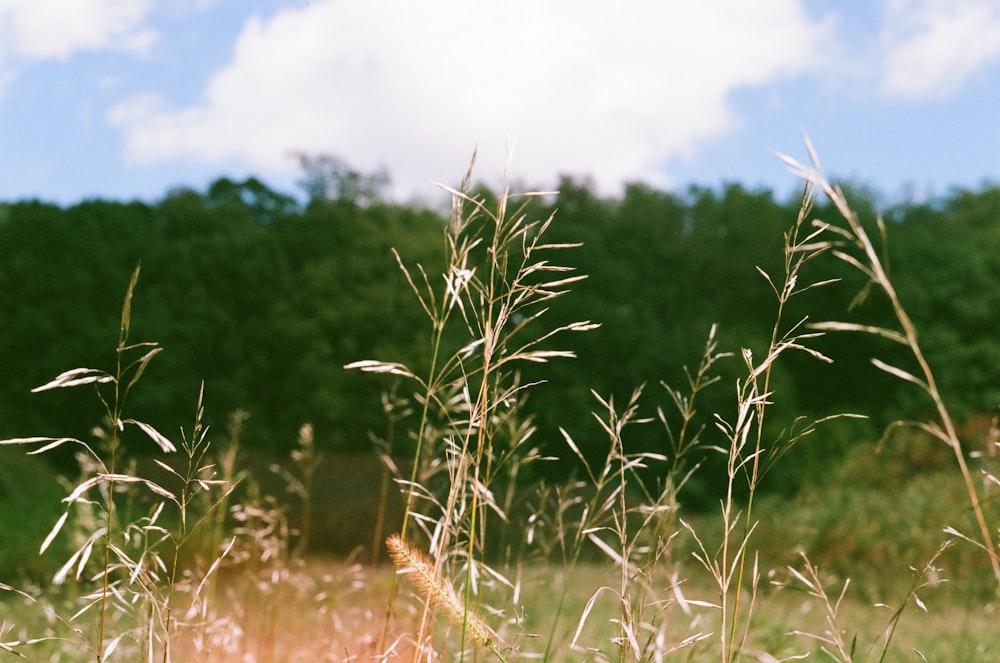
1,163,998,507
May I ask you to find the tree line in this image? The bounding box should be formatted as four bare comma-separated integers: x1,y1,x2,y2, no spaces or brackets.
1,168,997,504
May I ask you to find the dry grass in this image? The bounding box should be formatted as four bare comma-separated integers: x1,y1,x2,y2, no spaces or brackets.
3,557,996,661
2,142,998,662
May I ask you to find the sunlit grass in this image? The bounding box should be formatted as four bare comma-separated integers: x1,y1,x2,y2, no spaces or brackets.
1,143,998,662
2,555,996,661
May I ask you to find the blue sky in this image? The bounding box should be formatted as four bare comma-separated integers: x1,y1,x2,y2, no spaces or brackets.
1,0,999,206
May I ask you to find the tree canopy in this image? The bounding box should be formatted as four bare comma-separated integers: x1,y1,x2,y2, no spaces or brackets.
1,169,997,505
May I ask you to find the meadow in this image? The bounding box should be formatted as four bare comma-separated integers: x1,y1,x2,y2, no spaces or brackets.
1,143,998,661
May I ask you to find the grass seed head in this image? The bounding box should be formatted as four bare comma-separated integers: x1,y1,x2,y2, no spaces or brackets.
385,534,498,649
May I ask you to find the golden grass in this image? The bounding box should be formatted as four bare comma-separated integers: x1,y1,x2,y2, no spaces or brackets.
386,534,500,652
2,143,998,663
220,558,991,662
4,556,994,662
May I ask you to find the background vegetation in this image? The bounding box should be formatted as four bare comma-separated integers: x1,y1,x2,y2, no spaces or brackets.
1,161,998,530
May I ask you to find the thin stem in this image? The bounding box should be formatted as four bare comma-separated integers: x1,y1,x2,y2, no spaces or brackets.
828,180,1000,589
881,249,1000,586
724,190,822,662
97,437,116,663
382,301,448,656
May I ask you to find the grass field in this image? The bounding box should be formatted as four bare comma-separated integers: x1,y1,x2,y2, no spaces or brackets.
2,146,999,662
2,551,997,661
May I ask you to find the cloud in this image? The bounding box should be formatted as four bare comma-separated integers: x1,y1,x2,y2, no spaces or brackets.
0,0,156,61
110,0,835,197
0,0,156,97
880,0,1000,100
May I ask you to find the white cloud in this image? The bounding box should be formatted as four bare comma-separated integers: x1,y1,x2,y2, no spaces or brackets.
110,0,836,196
880,0,1000,100
0,0,157,61
0,0,156,98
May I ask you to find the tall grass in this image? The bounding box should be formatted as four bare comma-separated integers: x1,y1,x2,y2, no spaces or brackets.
1,142,997,661
778,136,1000,588
0,266,240,661
348,150,597,658
353,146,998,661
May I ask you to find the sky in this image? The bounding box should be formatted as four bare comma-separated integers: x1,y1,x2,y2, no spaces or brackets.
1,0,999,207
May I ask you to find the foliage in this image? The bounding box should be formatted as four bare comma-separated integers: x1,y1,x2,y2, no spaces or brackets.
1,163,999,507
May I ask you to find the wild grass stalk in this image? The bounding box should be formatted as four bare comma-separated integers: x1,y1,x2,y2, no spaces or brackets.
557,326,725,661
349,151,596,659
386,534,504,657
777,135,1000,591
0,265,238,661
269,422,322,558
679,174,862,663
784,541,949,662
564,390,678,661
348,156,485,651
